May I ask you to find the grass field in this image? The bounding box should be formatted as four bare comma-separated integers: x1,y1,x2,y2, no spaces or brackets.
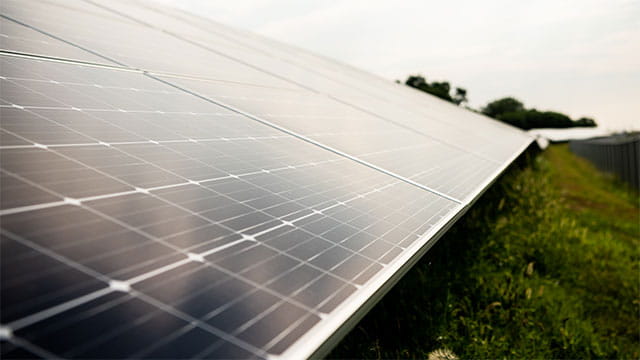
328,144,639,359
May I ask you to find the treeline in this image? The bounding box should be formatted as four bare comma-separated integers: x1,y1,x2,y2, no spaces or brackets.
405,75,468,105
481,97,596,129
403,75,597,129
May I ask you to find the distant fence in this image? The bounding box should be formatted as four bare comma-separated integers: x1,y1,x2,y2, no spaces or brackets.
569,134,640,191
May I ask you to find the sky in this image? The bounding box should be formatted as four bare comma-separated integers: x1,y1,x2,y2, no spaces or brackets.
153,0,639,131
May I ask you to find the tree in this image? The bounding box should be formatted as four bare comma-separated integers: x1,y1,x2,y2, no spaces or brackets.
497,111,528,129
405,75,466,105
574,117,597,127
404,75,598,129
452,87,468,105
481,97,524,118
497,110,572,130
524,110,573,129
481,97,597,129
405,75,427,89
425,81,453,102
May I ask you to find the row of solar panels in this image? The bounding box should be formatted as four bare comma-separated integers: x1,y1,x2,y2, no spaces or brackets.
0,0,533,358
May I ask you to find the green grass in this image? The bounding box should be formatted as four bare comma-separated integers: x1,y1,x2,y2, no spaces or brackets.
328,144,639,359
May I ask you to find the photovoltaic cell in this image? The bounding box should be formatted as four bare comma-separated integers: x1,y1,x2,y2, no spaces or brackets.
0,1,532,359
84,0,531,166
0,0,301,90
155,76,508,201
0,54,460,358
0,9,109,64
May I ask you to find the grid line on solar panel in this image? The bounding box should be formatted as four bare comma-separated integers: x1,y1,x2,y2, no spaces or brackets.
4,151,404,274
1,0,304,89
0,4,532,357
1,54,464,358
0,14,115,66
0,133,366,215
75,2,427,118
0,13,127,68
0,130,403,150
0,48,311,94
1,19,464,231
140,22,510,167
84,0,530,166
3,0,528,155
0,59,299,197
2,276,269,358
0,172,452,358
3,0,528,170
158,9,523,139
0,49,131,76
83,0,320,93
0,146,349,216
3,192,380,357
5,181,442,342
0,132,461,220
148,74,464,204
1,4,528,205
0,57,460,270
1,334,57,359
147,73,528,202
3,149,429,278
0,48,526,170
0,55,466,217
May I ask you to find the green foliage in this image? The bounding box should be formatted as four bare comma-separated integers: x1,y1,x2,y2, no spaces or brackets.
498,109,574,130
328,145,639,359
574,117,597,127
405,75,467,105
495,110,528,129
481,97,598,129
481,97,525,119
403,73,598,128
452,87,468,106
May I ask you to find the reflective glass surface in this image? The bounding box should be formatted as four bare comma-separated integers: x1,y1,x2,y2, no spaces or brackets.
0,1,531,358
1,55,458,358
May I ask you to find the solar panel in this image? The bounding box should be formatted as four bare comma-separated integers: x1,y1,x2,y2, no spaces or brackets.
0,1,533,359
150,75,509,202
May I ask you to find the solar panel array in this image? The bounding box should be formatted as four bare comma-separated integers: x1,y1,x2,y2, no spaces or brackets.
0,1,533,358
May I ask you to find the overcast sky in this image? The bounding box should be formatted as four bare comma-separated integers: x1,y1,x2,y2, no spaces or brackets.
154,0,639,131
